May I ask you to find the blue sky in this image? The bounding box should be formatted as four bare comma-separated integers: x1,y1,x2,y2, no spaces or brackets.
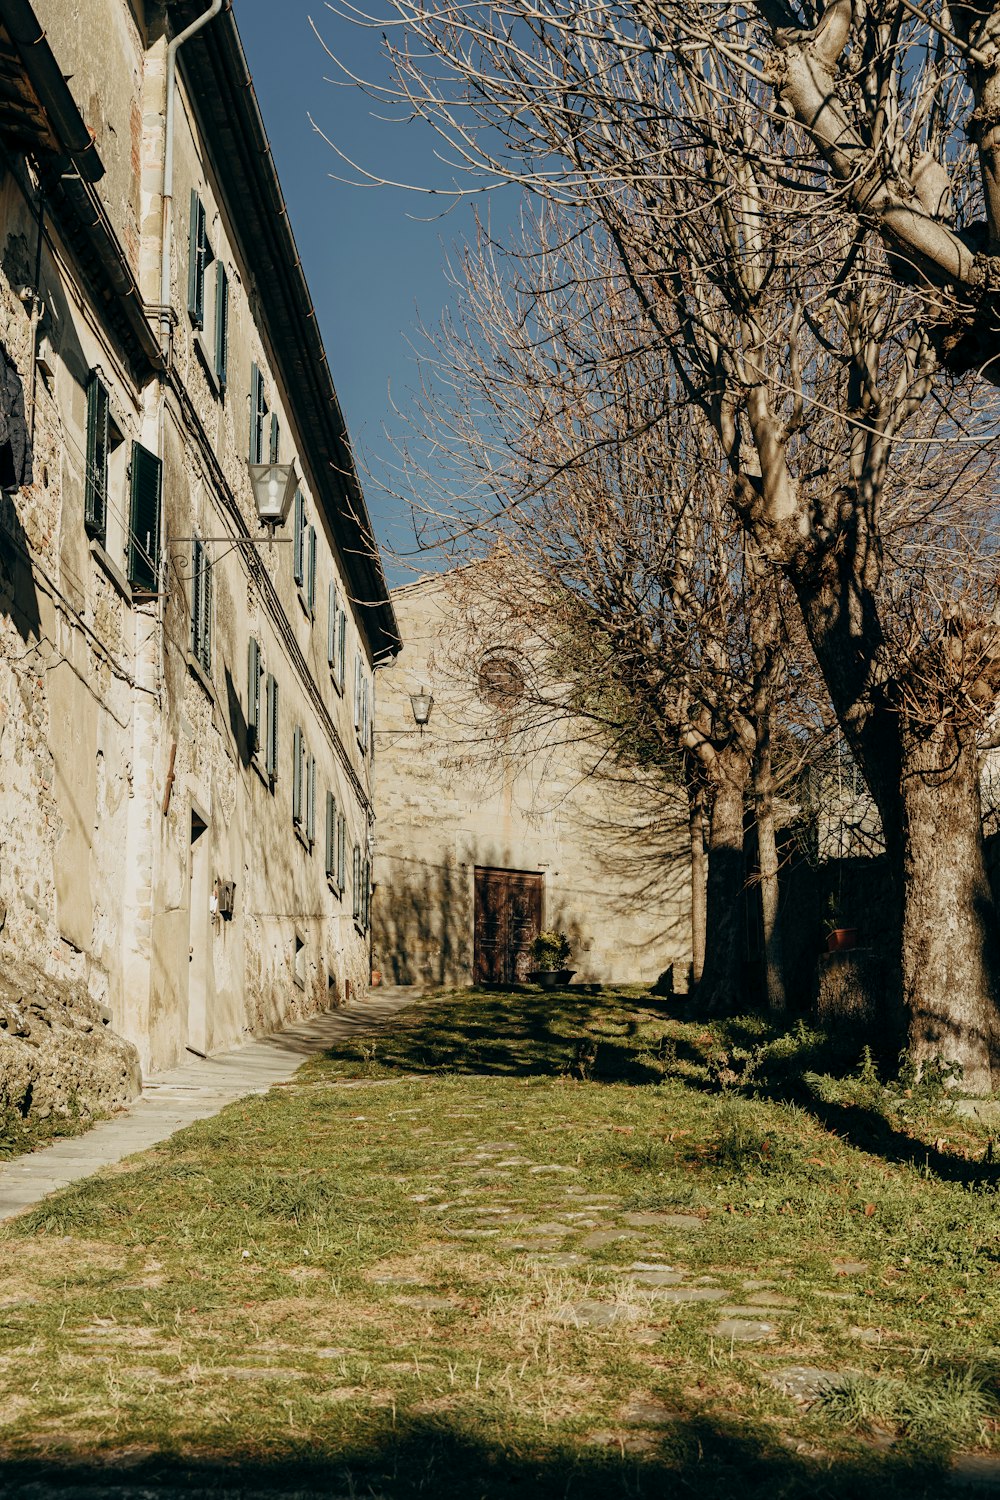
232,0,478,579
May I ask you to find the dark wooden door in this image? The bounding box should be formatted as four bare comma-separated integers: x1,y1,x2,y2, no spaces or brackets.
474,868,543,984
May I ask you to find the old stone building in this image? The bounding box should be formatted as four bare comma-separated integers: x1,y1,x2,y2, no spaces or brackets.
0,0,398,1085
373,573,689,990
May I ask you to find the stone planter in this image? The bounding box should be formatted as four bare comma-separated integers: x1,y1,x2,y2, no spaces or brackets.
531,969,576,990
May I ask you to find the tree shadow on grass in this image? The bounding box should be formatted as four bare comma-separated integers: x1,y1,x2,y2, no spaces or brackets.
0,1407,956,1499
321,988,664,1087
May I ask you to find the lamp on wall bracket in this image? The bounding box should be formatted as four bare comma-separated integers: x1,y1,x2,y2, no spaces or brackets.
248,459,298,537
409,686,433,735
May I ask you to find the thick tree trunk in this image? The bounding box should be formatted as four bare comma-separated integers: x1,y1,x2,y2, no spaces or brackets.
689,779,707,986
787,551,1000,1090
754,746,786,1013
898,719,1000,1093
696,751,750,1016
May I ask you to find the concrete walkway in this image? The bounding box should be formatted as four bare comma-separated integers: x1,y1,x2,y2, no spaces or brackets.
0,986,415,1223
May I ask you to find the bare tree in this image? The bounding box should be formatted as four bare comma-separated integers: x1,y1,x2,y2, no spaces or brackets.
323,0,1000,1088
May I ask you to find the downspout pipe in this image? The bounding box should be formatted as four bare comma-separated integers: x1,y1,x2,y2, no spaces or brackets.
159,0,223,359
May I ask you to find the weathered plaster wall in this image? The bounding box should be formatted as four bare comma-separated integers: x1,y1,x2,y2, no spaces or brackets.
374,576,690,989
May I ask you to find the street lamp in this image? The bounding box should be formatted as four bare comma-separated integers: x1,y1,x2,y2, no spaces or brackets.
248,460,298,532
409,686,434,734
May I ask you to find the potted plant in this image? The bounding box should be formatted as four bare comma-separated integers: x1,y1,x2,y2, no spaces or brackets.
530,930,575,989
823,893,858,954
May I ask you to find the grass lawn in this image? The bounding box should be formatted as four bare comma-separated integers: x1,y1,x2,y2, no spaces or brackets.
2,986,1000,1497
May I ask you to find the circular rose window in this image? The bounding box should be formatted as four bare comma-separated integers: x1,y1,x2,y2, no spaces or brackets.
477,652,525,708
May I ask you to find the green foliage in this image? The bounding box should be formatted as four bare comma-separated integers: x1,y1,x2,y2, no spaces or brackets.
531,929,571,968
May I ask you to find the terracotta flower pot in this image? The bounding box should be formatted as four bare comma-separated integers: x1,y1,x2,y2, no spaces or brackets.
825,927,858,954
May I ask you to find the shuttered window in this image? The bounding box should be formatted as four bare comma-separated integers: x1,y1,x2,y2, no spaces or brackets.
306,525,317,614
292,724,303,826
187,192,209,329
265,673,279,781
292,491,305,587
328,585,346,690
84,372,109,546
269,412,280,464
325,791,337,881
337,812,346,891
190,538,212,672
354,652,362,730
352,844,362,921
247,638,261,752
127,442,162,594
306,753,317,846
214,264,229,392
249,363,267,464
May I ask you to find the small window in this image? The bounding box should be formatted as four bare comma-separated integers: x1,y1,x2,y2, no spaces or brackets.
247,637,261,752
292,491,305,587
478,650,525,709
292,724,304,826
305,752,317,847
249,362,268,464
214,264,229,393
127,442,162,594
190,537,212,672
305,525,316,615
265,672,279,782
84,373,110,545
187,191,213,331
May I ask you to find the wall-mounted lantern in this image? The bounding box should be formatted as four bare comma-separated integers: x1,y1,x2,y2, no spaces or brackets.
248,459,297,532
409,686,434,735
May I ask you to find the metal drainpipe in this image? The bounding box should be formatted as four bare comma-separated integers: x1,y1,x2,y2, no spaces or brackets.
159,0,223,361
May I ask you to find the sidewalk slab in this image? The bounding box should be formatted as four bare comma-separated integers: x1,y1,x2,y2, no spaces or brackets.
0,986,416,1224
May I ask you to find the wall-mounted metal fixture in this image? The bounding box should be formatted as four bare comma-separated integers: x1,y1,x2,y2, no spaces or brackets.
409,686,434,735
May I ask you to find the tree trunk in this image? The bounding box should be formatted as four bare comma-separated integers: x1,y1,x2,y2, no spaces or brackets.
696,750,749,1016
898,718,1000,1093
689,778,707,987
754,745,786,1013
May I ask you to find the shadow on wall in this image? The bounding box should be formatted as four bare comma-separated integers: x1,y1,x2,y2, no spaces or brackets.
374,851,467,988
0,489,41,644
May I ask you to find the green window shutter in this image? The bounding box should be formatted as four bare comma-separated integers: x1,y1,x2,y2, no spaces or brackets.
188,192,206,328
325,791,335,878
214,264,229,391
307,754,316,844
293,491,305,586
354,653,362,730
191,539,203,656
327,582,336,666
247,637,260,749
292,724,303,825
306,525,316,612
201,545,212,671
269,412,280,465
127,441,162,593
249,362,264,463
338,814,346,890
352,845,361,920
265,673,279,780
337,608,346,688
84,373,109,544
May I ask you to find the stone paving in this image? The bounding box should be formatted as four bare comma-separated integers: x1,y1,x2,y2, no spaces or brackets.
0,986,415,1223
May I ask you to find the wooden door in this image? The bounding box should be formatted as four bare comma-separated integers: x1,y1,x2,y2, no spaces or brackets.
474,868,543,985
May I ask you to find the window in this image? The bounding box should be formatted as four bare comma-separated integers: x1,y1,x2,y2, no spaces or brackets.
214,264,229,392
352,844,362,922
305,752,317,847
190,537,212,672
84,372,109,545
247,637,261,753
265,672,279,781
325,791,338,882
249,362,268,464
305,525,316,615
292,490,305,587
328,583,346,690
127,442,162,594
292,724,304,826
187,191,211,330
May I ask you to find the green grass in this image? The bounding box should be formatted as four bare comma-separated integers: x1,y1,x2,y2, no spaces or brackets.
1,986,999,1497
